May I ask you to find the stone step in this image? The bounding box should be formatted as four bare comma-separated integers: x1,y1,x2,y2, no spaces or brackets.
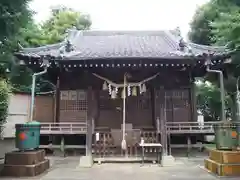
4,149,45,165
1,159,50,177
204,158,240,177
209,149,240,164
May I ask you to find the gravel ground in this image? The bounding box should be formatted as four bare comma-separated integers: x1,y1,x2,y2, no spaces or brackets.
0,156,239,180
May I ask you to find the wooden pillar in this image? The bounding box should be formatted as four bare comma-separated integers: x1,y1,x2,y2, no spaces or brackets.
55,76,60,123
168,133,171,155
86,118,93,156
190,80,197,122
86,87,94,157
151,88,156,127
161,90,168,155
160,113,168,155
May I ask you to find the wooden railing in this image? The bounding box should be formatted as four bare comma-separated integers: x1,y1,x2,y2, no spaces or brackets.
39,121,235,135
92,130,159,157
40,122,87,134
165,121,220,134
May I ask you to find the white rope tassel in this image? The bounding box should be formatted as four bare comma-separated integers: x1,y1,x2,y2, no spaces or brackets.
108,84,112,95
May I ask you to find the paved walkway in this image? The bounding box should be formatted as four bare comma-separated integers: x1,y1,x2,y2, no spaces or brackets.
1,156,239,180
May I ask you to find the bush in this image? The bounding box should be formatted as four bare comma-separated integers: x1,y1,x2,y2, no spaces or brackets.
0,78,12,138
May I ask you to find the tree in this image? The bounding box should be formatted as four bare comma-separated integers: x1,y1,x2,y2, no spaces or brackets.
10,6,92,93
190,0,240,120
0,79,11,137
0,0,33,63
17,6,92,47
188,0,237,45
211,5,240,49
17,21,49,47
188,3,217,45
0,1,32,134
40,6,92,44
195,80,233,120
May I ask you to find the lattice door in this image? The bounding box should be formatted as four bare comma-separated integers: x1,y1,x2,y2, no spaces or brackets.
171,89,190,122
97,91,122,129
126,91,152,128
59,90,88,122
155,89,190,122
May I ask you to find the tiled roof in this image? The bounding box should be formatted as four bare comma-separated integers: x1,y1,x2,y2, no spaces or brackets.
16,29,230,60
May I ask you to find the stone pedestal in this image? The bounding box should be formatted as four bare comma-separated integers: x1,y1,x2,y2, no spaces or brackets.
1,149,50,177
204,149,240,176
161,155,175,166
78,155,93,168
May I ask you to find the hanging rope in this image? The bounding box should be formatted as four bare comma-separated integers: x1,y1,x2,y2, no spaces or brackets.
92,72,159,87
121,73,127,150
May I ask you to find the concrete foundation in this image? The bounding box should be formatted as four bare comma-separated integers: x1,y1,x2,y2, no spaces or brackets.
78,155,93,168
1,149,50,177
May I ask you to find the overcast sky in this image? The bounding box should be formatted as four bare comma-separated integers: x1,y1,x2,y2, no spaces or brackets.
30,0,209,38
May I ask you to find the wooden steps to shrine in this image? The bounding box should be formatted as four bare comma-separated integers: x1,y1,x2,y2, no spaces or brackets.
204,149,240,177
1,149,50,177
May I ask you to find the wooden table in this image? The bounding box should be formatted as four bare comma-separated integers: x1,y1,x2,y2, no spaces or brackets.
139,143,162,165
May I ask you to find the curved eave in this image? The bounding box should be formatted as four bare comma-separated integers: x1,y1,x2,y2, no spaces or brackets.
14,53,204,62
188,42,229,52
14,51,231,64
19,42,65,53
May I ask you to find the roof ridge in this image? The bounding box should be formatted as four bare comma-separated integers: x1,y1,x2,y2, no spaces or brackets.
76,30,172,36
162,30,180,50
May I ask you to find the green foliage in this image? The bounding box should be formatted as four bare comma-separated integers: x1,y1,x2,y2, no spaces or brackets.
17,22,49,47
0,0,33,62
190,0,240,120
40,6,91,44
6,5,92,95
0,1,32,133
196,80,233,120
0,0,32,41
188,3,217,45
211,6,240,49
188,0,238,45
0,78,12,137
19,6,92,47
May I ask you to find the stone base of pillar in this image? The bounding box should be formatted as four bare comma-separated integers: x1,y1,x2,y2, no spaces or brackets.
161,155,175,167
78,155,93,168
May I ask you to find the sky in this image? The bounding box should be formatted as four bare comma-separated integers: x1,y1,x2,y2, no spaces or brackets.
29,0,209,38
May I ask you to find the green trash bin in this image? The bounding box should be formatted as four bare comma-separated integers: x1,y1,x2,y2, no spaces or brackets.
213,122,238,150
15,121,41,150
